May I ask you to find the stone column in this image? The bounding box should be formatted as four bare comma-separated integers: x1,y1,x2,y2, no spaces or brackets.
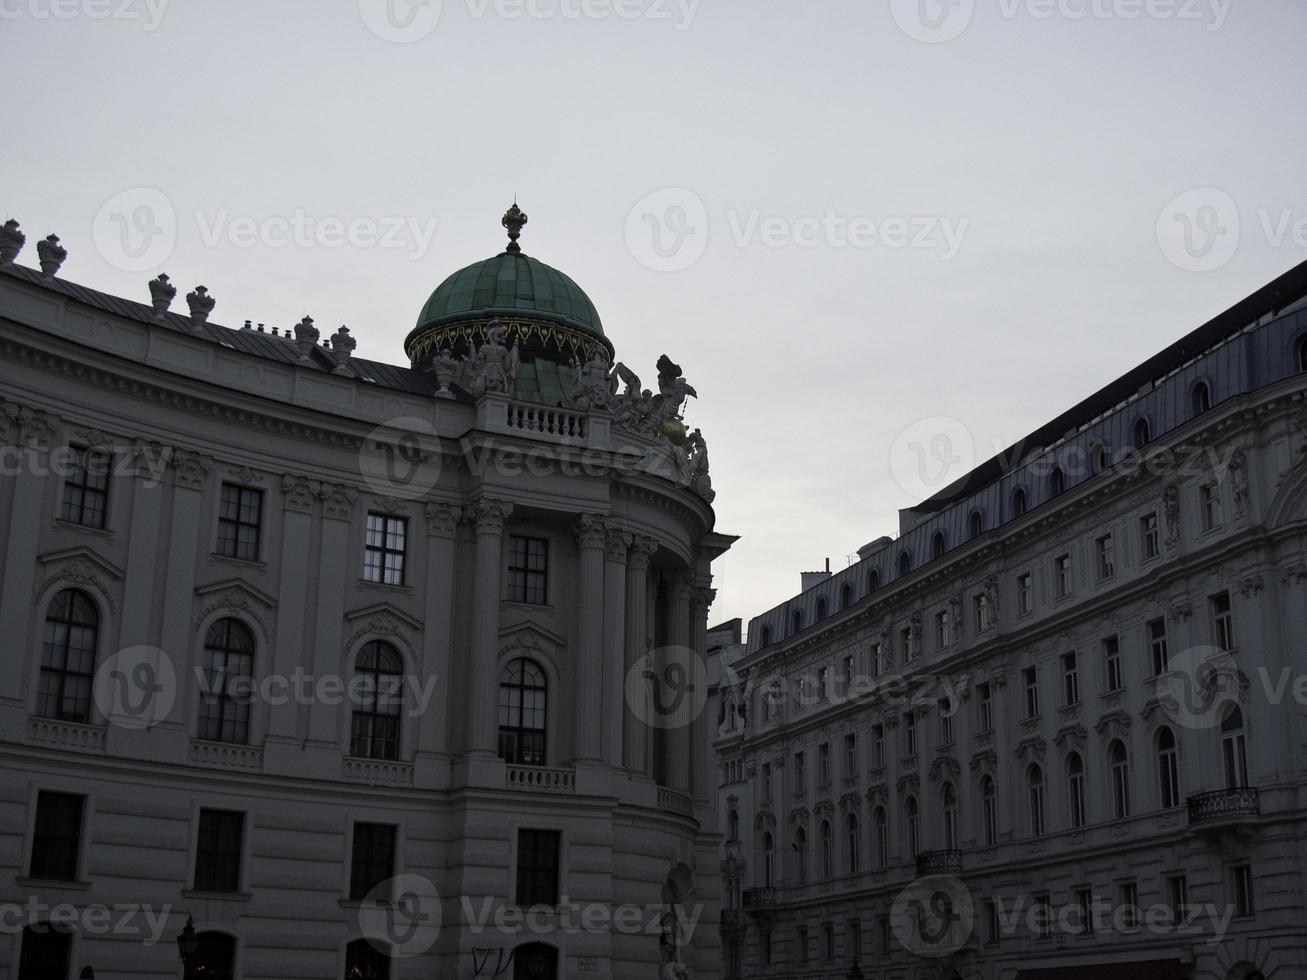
574,514,607,764
468,497,512,756
623,535,657,776
307,483,357,744
268,475,317,743
1,406,60,704
664,570,693,792
691,585,716,806
420,503,460,766
601,526,631,768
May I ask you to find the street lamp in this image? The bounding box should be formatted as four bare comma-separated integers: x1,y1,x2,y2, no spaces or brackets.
846,959,864,980
176,916,199,971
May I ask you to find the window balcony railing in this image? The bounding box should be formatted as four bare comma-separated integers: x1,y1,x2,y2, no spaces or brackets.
742,887,776,910
505,764,575,793
657,786,694,815
721,909,743,930
1187,787,1259,826
916,849,962,876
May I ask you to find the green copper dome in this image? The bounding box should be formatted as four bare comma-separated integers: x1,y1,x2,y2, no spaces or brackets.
415,251,604,339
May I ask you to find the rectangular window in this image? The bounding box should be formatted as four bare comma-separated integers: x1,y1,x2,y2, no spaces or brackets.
816,666,829,702
841,654,854,695
1211,592,1235,651
1023,666,1039,719
1096,534,1115,580
28,791,83,881
216,483,262,561
1075,888,1093,935
870,642,885,678
363,513,407,585
794,751,806,794
878,916,891,954
1104,635,1123,691
1017,573,1033,615
349,822,397,900
984,900,1000,944
848,919,862,959
938,698,953,744
507,536,548,605
844,734,857,777
900,627,913,663
1055,554,1072,598
761,930,773,967
1119,881,1139,930
818,742,831,786
935,609,949,648
871,724,885,770
903,712,917,757
1034,896,1053,938
977,682,992,732
762,763,772,801
1200,483,1222,531
1149,618,1169,676
1141,512,1160,560
1167,874,1189,923
60,446,110,529
796,926,809,963
516,829,561,907
822,923,834,961
1062,652,1079,706
194,809,243,893
1231,864,1254,917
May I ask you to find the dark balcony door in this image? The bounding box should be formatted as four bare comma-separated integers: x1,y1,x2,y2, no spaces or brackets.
513,942,558,980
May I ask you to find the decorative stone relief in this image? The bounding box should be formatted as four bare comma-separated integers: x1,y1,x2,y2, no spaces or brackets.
470,497,513,531
321,483,358,520
172,450,214,491
282,474,321,513
424,502,460,538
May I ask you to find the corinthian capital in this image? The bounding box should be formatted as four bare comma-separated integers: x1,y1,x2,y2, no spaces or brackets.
575,513,608,549
692,587,717,614
471,497,513,533
628,534,658,570
605,526,632,562
171,449,214,491
668,569,694,600
425,502,461,538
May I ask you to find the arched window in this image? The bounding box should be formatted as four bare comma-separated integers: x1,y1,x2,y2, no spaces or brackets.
840,584,852,610
791,610,803,635
980,775,997,846
931,532,946,561
819,819,833,878
793,826,808,883
898,551,912,578
1110,740,1131,819
1050,466,1065,497
18,924,72,980
761,625,773,647
498,658,547,765
198,618,255,744
762,832,775,887
942,783,958,850
38,588,99,722
873,806,888,868
816,597,828,621
1297,336,1307,373
1191,381,1211,417
351,641,403,760
905,796,919,858
184,932,236,980
513,943,558,980
1157,727,1180,809
1028,765,1045,837
867,569,881,593
727,810,739,841
969,510,984,539
846,813,860,873
1090,441,1109,474
345,937,390,980
1012,487,1028,518
1221,705,1248,788
1133,417,1151,450
1067,752,1086,828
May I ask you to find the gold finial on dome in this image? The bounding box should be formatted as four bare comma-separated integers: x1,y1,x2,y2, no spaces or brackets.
502,202,528,254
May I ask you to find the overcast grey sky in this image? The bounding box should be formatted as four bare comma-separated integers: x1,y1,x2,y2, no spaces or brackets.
3,0,1305,629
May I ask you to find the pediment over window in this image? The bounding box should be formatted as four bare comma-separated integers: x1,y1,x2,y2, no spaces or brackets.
969,748,997,775
1015,736,1046,766
498,621,566,677
35,547,124,613
345,601,424,631
193,579,277,644
929,756,961,785
1094,709,1132,741
1054,724,1087,752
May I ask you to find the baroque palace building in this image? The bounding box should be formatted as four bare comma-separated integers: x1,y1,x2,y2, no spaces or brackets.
720,259,1307,980
0,208,732,980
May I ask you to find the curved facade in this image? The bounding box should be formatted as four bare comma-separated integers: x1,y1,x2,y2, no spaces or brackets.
726,262,1307,979
0,216,732,980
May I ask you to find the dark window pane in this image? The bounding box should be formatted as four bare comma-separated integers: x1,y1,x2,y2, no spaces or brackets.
516,829,560,907
18,924,72,980
29,792,83,881
194,809,243,893
350,823,397,900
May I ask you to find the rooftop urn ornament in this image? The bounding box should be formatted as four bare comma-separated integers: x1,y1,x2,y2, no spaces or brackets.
185,285,215,325
36,234,67,277
502,202,528,254
329,325,356,375
293,315,320,360
148,273,177,316
0,219,25,264
433,346,458,398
